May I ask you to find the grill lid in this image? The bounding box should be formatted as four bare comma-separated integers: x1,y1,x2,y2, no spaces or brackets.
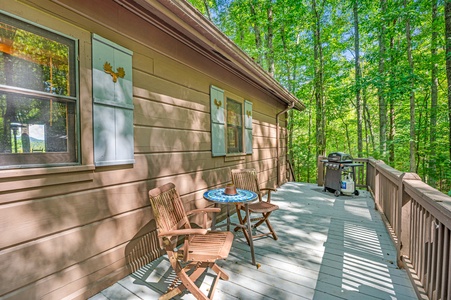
327,152,353,163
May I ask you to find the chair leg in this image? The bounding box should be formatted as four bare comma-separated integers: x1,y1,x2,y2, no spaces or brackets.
234,208,251,245
251,212,278,241
208,264,227,299
160,286,185,300
211,263,230,281
208,276,220,299
236,210,278,243
189,263,209,282
177,269,209,300
161,263,210,300
264,216,278,240
181,263,227,300
252,213,268,228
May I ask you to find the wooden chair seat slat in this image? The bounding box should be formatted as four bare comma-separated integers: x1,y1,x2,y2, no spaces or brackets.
243,201,279,213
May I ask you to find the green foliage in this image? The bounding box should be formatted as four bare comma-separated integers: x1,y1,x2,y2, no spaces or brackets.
187,0,451,192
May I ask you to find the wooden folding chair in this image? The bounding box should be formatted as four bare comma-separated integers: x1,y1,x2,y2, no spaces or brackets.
148,183,234,300
230,169,279,244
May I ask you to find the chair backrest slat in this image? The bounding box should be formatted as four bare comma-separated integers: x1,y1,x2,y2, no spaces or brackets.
148,183,191,234
231,169,260,194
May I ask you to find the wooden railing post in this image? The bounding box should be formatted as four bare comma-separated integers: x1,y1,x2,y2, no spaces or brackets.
399,173,421,263
317,155,326,186
372,159,385,211
287,155,295,181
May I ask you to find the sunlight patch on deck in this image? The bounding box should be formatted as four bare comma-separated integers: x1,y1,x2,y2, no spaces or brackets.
343,222,384,257
342,253,395,294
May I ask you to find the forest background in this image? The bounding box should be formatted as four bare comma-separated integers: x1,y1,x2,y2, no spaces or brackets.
186,0,451,194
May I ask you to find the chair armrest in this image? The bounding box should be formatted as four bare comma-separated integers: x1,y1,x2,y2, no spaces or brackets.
260,187,277,192
186,208,221,216
187,207,221,228
260,187,277,203
158,228,208,238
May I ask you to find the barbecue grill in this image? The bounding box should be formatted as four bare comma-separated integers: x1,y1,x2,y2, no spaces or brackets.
322,152,362,197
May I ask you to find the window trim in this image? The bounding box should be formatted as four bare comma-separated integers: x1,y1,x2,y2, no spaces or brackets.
0,10,80,169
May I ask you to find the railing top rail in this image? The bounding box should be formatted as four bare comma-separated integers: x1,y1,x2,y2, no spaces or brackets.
353,157,369,163
403,177,451,228
366,158,403,185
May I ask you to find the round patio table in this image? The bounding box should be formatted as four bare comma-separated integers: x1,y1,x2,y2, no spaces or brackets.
203,188,258,265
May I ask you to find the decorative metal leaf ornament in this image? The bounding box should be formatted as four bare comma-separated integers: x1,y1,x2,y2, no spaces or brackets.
103,61,125,83
116,67,125,79
214,98,222,109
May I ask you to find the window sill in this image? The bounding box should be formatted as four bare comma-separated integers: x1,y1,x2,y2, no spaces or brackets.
224,154,247,162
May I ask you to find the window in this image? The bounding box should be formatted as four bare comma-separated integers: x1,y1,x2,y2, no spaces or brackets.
226,98,243,154
210,85,252,156
0,12,78,168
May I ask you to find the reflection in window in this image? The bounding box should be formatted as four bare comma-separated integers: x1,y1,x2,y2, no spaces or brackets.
0,12,77,167
226,98,243,154
29,124,45,152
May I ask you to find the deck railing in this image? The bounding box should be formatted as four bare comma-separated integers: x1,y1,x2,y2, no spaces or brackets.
317,156,451,300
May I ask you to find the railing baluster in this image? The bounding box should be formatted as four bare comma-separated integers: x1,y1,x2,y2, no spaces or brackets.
429,217,437,299
413,200,419,271
410,200,416,269
418,206,424,283
426,213,432,295
445,228,451,300
435,222,443,300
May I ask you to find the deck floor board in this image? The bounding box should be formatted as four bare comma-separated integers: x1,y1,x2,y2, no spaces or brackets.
91,182,417,299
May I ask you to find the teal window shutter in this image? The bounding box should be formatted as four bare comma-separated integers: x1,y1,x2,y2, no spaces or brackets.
92,34,134,166
244,100,253,154
210,85,226,156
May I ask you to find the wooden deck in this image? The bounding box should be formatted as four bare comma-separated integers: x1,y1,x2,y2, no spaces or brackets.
90,182,417,300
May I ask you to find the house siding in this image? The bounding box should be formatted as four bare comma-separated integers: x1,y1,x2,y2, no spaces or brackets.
0,0,291,299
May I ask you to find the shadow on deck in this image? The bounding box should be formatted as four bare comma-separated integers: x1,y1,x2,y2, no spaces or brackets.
91,182,417,300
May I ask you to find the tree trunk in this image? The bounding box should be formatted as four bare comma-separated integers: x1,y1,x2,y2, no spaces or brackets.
202,0,212,21
308,94,313,182
280,23,292,90
446,0,451,161
389,100,395,165
265,1,274,76
430,0,438,186
388,22,396,165
249,1,263,65
340,117,352,155
363,87,375,153
354,0,363,157
417,94,429,175
313,0,326,159
378,0,387,161
404,0,416,172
